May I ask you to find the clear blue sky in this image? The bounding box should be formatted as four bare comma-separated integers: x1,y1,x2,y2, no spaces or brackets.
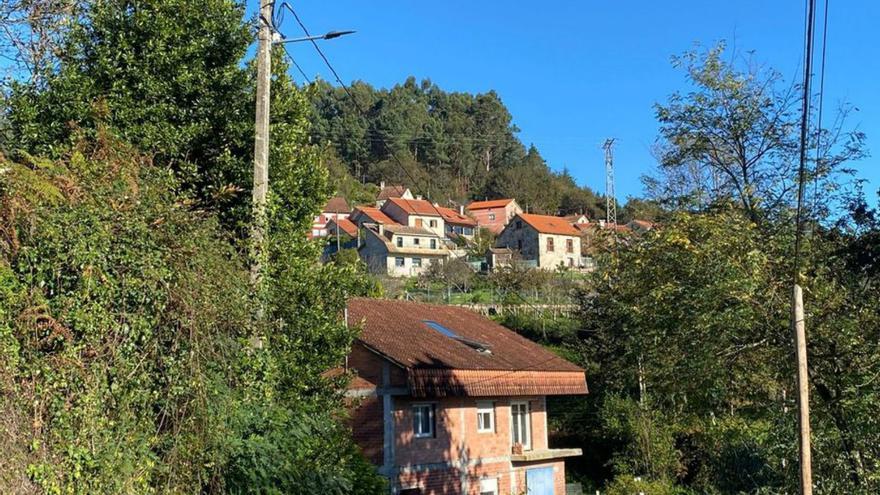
277,1,878,202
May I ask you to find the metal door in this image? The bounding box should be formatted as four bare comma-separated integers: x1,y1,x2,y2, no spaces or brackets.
526,466,555,495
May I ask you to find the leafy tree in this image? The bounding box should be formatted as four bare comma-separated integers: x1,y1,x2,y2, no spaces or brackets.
4,0,254,224
650,42,865,222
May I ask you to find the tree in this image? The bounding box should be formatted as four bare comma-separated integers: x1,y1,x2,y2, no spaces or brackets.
571,209,880,493
651,42,866,222
420,258,476,294
5,0,253,223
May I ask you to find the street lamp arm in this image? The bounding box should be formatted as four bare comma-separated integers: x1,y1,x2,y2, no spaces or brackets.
273,30,355,44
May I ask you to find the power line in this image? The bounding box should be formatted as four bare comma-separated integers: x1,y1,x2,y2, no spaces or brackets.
277,2,441,212
811,0,830,215
279,42,312,84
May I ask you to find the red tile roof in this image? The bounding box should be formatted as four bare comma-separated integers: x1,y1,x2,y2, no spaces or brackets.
435,206,477,227
352,206,396,225
467,198,515,210
328,218,358,237
323,196,350,213
347,298,587,397
376,185,410,201
518,213,582,236
385,197,441,217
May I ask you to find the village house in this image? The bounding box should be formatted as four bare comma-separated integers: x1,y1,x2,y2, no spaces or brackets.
436,206,478,241
346,298,587,495
496,213,584,270
376,181,414,207
351,206,397,229
310,196,351,238
359,224,449,277
466,199,522,234
327,217,359,238
381,197,446,237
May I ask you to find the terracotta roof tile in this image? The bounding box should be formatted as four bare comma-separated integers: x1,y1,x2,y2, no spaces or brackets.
328,218,358,237
517,213,582,236
347,298,587,397
385,197,442,216
351,206,396,225
323,196,350,213
435,206,477,227
376,185,410,201
467,198,514,210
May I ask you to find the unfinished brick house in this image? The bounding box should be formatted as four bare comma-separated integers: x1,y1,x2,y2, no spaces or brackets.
346,298,588,494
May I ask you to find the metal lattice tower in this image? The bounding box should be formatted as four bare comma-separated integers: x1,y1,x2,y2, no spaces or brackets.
603,138,616,226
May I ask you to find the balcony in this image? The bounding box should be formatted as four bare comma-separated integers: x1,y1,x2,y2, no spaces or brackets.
510,448,583,462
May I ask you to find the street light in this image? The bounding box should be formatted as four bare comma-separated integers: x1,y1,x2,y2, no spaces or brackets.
274,30,356,44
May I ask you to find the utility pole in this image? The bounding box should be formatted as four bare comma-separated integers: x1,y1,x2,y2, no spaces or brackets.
250,0,272,296
603,138,616,226
792,0,817,492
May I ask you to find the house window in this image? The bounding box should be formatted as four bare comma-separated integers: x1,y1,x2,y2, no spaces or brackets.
517,239,523,251
413,257,422,268
479,478,498,495
429,219,437,228
395,257,405,267
566,238,574,253
430,239,437,249
399,489,421,495
515,220,522,229
412,404,435,438
477,402,495,433
546,237,555,252
415,218,423,228
397,237,404,247
464,227,473,236
414,238,420,246
488,213,496,221
511,401,531,449
568,257,575,267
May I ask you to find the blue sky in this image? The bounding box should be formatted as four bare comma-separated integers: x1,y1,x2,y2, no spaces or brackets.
276,1,879,202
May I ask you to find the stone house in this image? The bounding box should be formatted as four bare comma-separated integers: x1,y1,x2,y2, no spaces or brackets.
359,224,449,277
381,198,446,237
466,199,522,234
496,214,583,270
351,206,397,229
345,298,587,495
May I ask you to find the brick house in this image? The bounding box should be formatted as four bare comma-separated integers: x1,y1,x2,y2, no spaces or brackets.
381,198,446,237
496,214,584,270
359,224,449,277
346,298,587,495
311,196,351,238
466,199,522,234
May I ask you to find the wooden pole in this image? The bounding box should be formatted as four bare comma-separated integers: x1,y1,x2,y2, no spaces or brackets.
792,284,813,495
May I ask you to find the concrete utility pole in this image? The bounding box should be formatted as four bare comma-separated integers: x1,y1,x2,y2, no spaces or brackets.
603,138,616,226
250,0,272,292
792,285,813,495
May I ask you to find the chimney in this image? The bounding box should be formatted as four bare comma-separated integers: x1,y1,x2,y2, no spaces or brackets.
459,205,465,215
416,194,423,200
377,223,385,236
380,180,386,189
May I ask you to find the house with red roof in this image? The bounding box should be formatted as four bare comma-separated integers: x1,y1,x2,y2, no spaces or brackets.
496,213,584,270
466,199,522,234
351,206,397,229
376,181,414,207
359,223,449,277
381,197,446,237
435,205,478,240
346,298,587,495
310,196,351,239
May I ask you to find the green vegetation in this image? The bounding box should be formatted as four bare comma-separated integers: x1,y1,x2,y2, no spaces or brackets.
308,78,615,217
1,0,383,493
